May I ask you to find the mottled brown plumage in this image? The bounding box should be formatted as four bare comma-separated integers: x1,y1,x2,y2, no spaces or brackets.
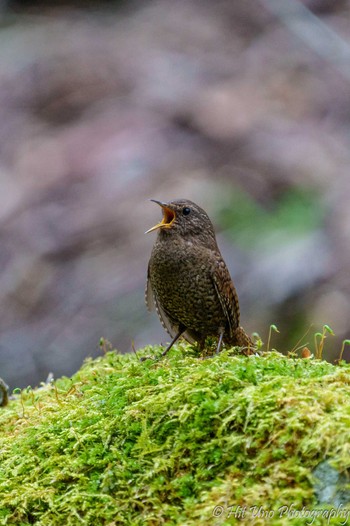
145,199,253,355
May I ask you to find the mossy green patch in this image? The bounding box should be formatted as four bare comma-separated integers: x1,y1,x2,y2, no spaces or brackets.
0,347,350,525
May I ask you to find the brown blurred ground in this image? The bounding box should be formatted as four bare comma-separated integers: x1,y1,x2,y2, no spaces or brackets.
0,0,349,389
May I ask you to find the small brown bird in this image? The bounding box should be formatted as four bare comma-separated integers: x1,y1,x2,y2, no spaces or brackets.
145,199,253,356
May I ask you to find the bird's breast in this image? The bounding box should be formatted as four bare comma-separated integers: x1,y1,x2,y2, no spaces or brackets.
149,240,226,333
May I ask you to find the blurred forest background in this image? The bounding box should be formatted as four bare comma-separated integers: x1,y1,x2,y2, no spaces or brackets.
1,0,350,389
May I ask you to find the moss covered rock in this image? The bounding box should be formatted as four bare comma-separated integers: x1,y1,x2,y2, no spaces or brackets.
0,346,350,525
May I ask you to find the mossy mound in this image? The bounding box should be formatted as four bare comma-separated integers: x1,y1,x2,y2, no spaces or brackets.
1,346,350,525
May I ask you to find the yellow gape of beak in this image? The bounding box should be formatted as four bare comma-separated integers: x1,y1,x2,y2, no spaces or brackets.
145,200,176,233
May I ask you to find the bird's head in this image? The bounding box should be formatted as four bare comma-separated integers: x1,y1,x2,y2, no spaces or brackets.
146,199,217,246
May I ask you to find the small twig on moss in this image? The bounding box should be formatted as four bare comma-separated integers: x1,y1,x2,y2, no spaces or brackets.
290,343,310,356
30,388,42,415
99,338,112,355
53,384,63,406
267,324,279,353
314,325,334,360
335,339,350,364
131,340,140,360
289,324,313,354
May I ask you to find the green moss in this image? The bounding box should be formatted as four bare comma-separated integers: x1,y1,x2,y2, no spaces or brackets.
1,346,350,525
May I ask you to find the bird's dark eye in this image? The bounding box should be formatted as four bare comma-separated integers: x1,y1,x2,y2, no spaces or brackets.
182,207,191,216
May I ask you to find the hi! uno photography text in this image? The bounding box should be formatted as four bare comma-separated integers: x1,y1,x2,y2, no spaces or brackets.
212,503,350,524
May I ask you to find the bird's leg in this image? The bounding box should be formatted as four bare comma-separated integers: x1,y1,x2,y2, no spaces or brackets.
215,329,225,354
198,337,206,352
140,327,185,362
197,337,207,359
161,328,185,357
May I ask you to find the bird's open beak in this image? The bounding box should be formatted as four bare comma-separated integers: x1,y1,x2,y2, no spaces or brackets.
145,200,176,233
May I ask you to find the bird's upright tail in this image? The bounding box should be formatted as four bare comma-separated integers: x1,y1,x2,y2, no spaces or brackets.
233,326,255,355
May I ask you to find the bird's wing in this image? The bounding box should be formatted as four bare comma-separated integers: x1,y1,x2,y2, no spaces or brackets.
212,257,240,338
145,264,155,312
